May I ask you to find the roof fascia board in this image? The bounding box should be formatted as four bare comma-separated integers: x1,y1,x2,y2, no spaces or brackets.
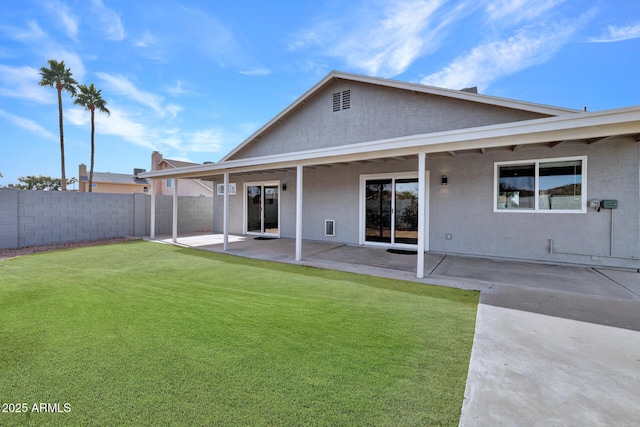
219,71,578,162
331,71,579,115
140,106,640,180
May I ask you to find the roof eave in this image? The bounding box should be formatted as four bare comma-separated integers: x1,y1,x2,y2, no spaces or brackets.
139,106,640,181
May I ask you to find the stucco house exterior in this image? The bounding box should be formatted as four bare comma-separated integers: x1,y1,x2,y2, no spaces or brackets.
140,71,640,275
79,164,149,194
151,151,214,197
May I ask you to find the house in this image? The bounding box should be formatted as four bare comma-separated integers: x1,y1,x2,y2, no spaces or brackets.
151,151,214,197
140,71,640,274
78,164,149,194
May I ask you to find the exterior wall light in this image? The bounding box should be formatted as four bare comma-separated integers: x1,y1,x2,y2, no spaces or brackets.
441,175,448,186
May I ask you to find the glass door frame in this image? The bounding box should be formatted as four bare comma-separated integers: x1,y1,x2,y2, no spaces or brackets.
243,180,281,237
358,171,430,249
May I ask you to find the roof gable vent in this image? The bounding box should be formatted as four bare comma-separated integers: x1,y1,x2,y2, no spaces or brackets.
332,90,351,112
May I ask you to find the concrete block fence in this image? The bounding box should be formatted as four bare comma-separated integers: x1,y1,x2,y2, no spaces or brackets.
0,189,213,249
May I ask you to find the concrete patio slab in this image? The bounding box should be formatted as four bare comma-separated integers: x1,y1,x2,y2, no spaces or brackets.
460,304,640,427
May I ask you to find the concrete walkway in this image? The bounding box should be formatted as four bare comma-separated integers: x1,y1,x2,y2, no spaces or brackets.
156,235,640,426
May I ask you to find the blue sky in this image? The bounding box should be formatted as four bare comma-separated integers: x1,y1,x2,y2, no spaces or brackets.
1,0,639,187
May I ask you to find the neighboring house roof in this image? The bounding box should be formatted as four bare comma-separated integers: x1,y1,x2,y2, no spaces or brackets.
81,172,148,185
159,158,202,169
155,157,214,191
221,70,581,162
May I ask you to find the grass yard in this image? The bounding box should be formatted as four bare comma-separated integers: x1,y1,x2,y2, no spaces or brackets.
0,241,478,426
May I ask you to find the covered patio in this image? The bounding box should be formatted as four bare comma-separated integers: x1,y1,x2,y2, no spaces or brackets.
153,233,640,312
142,106,640,277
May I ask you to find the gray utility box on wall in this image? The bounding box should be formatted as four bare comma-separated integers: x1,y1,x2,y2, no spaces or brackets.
601,200,618,209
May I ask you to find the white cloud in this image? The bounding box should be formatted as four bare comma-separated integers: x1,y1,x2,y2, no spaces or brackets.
239,68,272,77
166,104,183,119
0,109,56,140
90,0,126,41
96,73,179,118
94,108,154,149
0,65,52,104
288,0,466,78
165,80,187,96
485,0,565,24
134,31,157,48
46,1,79,40
0,20,46,42
187,129,224,153
590,23,640,43
66,107,89,126
420,21,582,90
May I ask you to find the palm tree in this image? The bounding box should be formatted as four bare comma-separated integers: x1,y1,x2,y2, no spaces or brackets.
74,84,110,192
39,59,78,191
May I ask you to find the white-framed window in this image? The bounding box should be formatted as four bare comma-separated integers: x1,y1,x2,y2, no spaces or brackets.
166,178,173,188
494,156,586,213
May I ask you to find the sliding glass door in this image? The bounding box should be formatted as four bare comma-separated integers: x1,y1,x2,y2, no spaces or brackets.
394,179,419,244
363,174,424,247
245,182,279,236
365,179,392,242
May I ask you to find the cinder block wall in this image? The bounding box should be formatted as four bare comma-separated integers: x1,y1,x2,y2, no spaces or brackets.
0,190,213,249
147,195,214,236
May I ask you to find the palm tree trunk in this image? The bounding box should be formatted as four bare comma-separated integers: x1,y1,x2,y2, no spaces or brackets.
57,86,67,191
89,108,95,192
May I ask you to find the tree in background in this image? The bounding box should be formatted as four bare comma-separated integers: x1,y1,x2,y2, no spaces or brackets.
74,84,110,192
8,175,78,191
38,59,78,191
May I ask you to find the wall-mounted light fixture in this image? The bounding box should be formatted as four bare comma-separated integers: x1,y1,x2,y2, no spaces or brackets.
441,175,448,186
282,183,287,191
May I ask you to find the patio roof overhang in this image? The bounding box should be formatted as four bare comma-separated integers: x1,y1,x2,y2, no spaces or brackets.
140,106,640,181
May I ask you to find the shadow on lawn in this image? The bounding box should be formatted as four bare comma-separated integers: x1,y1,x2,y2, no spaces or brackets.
170,245,478,306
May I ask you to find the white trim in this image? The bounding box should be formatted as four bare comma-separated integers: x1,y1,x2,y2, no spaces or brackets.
150,179,156,239
223,172,229,250
359,170,430,249
172,179,178,243
493,155,587,214
295,166,303,261
243,180,281,237
417,153,426,278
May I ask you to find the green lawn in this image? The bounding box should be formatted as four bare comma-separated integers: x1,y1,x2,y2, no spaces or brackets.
0,241,478,426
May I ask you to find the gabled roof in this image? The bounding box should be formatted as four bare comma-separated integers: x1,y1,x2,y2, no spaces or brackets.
221,70,581,162
158,158,201,168
156,157,214,191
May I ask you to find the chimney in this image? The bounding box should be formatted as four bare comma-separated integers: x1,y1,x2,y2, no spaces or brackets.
152,151,163,171
79,164,87,192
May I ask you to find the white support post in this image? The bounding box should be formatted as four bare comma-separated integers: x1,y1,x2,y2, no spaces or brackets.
172,179,178,243
223,172,229,251
417,152,426,278
150,179,156,240
295,165,303,261
211,181,216,234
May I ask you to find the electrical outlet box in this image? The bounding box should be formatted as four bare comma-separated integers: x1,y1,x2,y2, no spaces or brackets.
601,200,618,209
